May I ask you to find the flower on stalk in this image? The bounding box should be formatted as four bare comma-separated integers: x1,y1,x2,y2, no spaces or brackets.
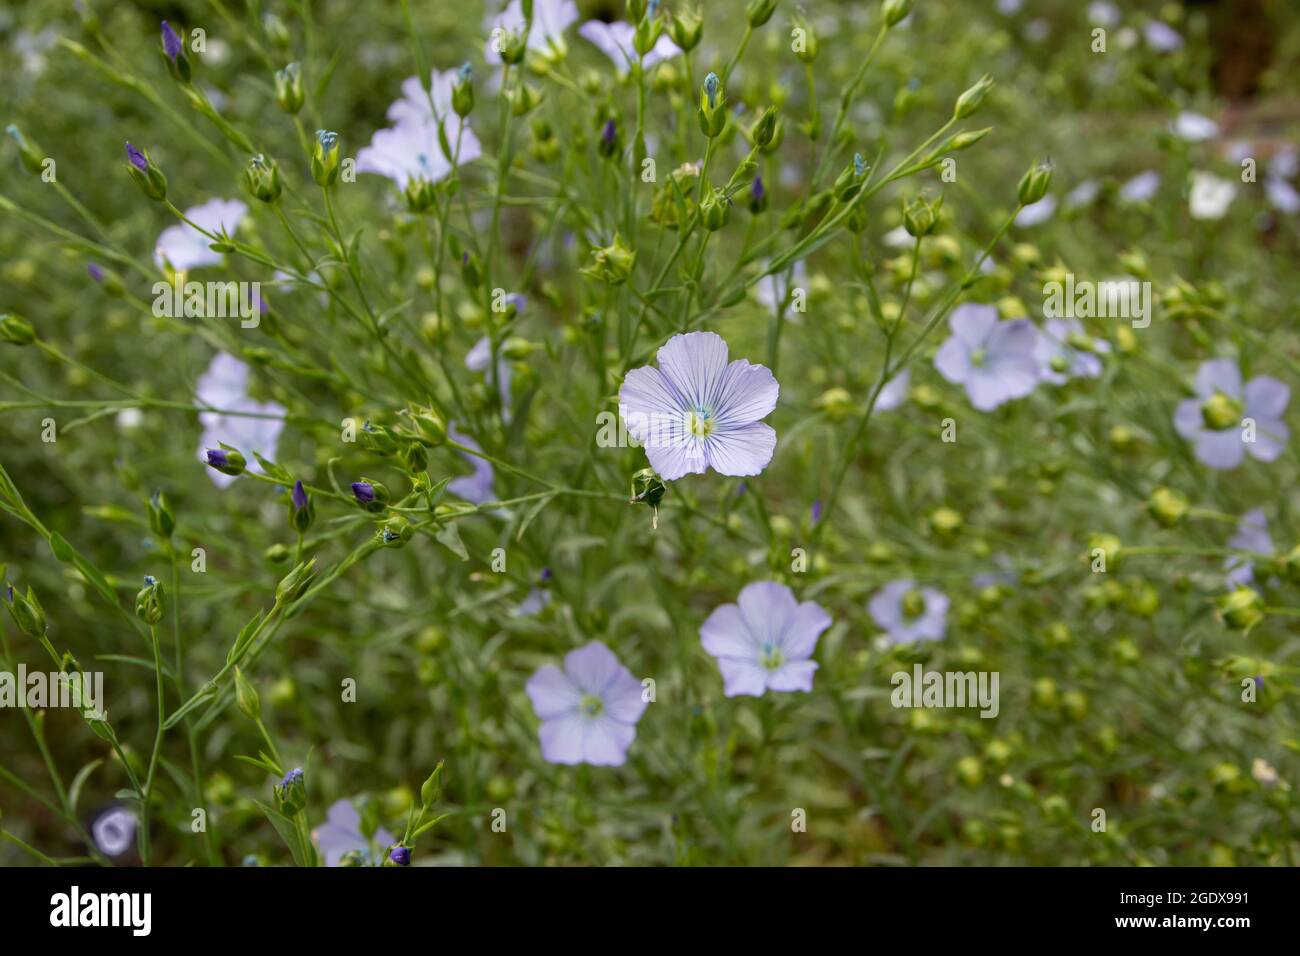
195,352,285,488
525,641,648,766
1034,318,1109,385
1173,358,1289,469
275,767,306,816
154,198,247,272
700,581,832,697
243,154,282,204
288,480,314,533
160,20,191,83
1017,159,1053,206
3,582,47,639
135,575,164,625
275,63,304,114
124,142,167,201
311,130,341,187
351,479,390,513
933,304,1040,411
92,807,137,859
388,846,411,866
578,20,681,74
697,72,726,138
669,6,703,51
1189,171,1234,220
0,314,36,346
869,580,949,644
313,799,395,867
1224,509,1272,587
619,331,779,480
356,70,484,191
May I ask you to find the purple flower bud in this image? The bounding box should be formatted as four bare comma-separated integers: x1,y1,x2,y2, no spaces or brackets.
281,767,303,788
88,263,105,283
205,448,228,469
389,846,411,866
811,499,822,524
752,176,766,202
351,481,375,504
125,142,148,172
602,119,617,147
539,567,553,582
291,480,309,511
161,21,183,62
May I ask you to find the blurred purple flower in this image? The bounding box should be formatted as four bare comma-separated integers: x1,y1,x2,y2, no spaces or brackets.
161,21,183,61
466,336,512,421
155,198,247,272
1224,509,1272,587
933,304,1040,411
312,799,395,868
1034,318,1110,385
195,352,286,488
700,581,832,697
870,580,949,644
1173,358,1289,469
87,262,104,283
1119,170,1160,203
447,423,496,505
525,641,648,765
618,331,779,480
92,806,137,858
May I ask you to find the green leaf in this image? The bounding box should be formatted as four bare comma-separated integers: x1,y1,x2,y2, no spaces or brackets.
254,800,311,867
251,452,294,485
435,521,468,561
68,759,103,812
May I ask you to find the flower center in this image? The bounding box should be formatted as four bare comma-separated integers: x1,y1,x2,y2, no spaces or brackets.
759,643,785,671
579,693,604,717
901,589,926,619
1201,391,1242,431
970,347,988,368
685,405,715,438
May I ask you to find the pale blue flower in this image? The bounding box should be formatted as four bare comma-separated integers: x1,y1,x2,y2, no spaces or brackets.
1173,359,1290,469
526,641,648,766
933,305,1040,411
195,352,285,488
1224,509,1272,588
1034,318,1110,385
578,20,681,74
357,70,483,189
485,0,579,65
869,580,949,644
312,799,395,867
700,581,831,697
154,198,247,272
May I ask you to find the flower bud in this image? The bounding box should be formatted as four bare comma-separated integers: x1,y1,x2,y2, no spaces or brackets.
597,118,621,159
700,187,732,231
244,154,283,204
748,175,768,214
0,314,36,346
883,0,915,27
288,480,314,533
1200,391,1242,431
511,82,541,117
147,490,175,539
402,404,448,446
452,63,474,118
388,845,411,866
378,514,414,548
581,235,637,285
3,583,47,639
87,262,126,297
953,74,994,120
125,142,168,201
697,73,727,139
670,8,703,51
264,13,291,49
311,130,341,187
1146,486,1188,528
1216,587,1264,632
792,10,819,62
500,29,528,65
351,479,390,513
234,666,261,721
275,768,306,816
404,176,435,213
205,446,246,477
1087,532,1123,572
751,106,778,148
420,762,444,808
400,441,428,474
903,193,943,237
834,153,869,202
746,0,778,27
359,420,400,456
6,124,45,175
160,21,192,84
135,575,165,625
275,63,304,114
633,17,665,56
941,128,993,154
276,559,318,604
1017,159,1053,206
630,468,666,507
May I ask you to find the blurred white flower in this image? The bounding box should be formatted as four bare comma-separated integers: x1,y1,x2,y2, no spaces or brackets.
1188,171,1235,220
154,199,247,272
485,0,578,64
195,352,287,488
1119,170,1160,203
357,70,483,190
1173,111,1219,143
1015,194,1057,227
1143,20,1183,52
578,20,680,74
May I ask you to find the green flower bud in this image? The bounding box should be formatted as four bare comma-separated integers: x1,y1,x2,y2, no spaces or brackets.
746,0,778,27
1147,486,1188,527
630,468,666,507
275,559,318,605
6,124,45,175
633,17,665,56
903,193,943,237
500,29,528,65
953,74,994,120
275,63,305,115
244,154,283,204
1088,532,1123,572
452,63,474,118
697,72,727,139
751,106,778,148
148,490,175,539
420,761,445,808
234,666,261,721
404,176,435,213
135,575,165,625
359,420,400,456
511,82,541,117
883,0,915,28
264,543,292,565
402,404,448,447
792,11,819,62
834,153,870,202
400,441,428,474
125,142,168,201
581,234,637,285
311,130,341,187
1216,587,1264,632
3,583,47,639
0,314,36,346
1017,159,1053,206
670,7,703,51
263,13,291,49
700,187,732,231
378,513,414,548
